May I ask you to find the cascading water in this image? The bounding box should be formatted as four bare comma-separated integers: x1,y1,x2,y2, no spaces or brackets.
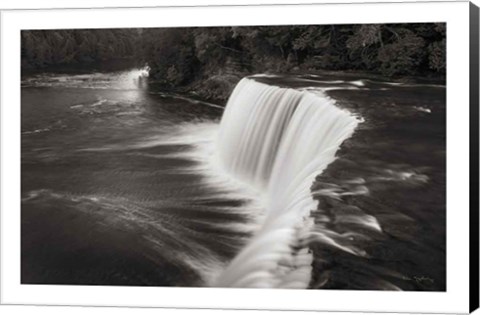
212,78,364,288
21,66,445,290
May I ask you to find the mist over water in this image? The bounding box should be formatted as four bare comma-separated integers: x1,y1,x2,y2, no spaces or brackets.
21,67,445,290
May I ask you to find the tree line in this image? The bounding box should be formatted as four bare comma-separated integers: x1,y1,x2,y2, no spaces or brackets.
140,24,445,83
21,29,140,69
22,24,446,90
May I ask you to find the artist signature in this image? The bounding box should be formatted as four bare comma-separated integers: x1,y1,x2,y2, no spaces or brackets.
402,275,435,284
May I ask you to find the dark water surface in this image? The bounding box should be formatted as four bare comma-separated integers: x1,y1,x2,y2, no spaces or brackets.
21,67,445,290
255,74,445,290
21,67,259,286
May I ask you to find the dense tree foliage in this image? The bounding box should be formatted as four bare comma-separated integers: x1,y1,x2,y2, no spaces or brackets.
21,29,139,69
140,24,445,80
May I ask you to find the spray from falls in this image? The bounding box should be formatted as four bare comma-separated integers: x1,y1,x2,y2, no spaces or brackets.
212,77,365,288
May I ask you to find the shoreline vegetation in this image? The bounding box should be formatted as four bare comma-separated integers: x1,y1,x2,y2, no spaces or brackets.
21,24,446,103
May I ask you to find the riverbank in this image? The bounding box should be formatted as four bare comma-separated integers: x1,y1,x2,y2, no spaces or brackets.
175,69,445,104
22,60,445,105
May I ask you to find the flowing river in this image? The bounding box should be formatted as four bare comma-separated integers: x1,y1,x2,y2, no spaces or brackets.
21,65,446,291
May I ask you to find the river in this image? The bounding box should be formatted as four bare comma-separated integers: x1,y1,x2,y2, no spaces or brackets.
21,65,446,291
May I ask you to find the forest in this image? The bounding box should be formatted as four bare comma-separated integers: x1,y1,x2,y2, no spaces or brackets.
21,29,140,68
22,23,446,100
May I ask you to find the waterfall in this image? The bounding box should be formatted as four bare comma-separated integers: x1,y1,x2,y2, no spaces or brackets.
212,77,361,289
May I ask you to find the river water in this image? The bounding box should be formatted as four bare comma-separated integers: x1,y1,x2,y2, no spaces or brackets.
21,66,445,290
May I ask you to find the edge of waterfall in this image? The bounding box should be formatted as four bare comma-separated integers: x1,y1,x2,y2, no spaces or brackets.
210,77,369,289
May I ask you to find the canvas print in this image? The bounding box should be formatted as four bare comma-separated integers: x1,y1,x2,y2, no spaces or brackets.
21,23,446,291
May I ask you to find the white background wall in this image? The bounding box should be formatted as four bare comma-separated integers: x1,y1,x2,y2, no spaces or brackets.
0,1,478,315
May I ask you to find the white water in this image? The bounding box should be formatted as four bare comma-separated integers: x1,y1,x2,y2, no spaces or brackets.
212,78,366,288
22,67,149,90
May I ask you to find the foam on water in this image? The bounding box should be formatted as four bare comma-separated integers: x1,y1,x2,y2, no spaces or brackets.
22,67,149,90
212,78,377,288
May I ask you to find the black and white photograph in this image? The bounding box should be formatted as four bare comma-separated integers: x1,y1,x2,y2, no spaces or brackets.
1,0,479,314
20,23,447,291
